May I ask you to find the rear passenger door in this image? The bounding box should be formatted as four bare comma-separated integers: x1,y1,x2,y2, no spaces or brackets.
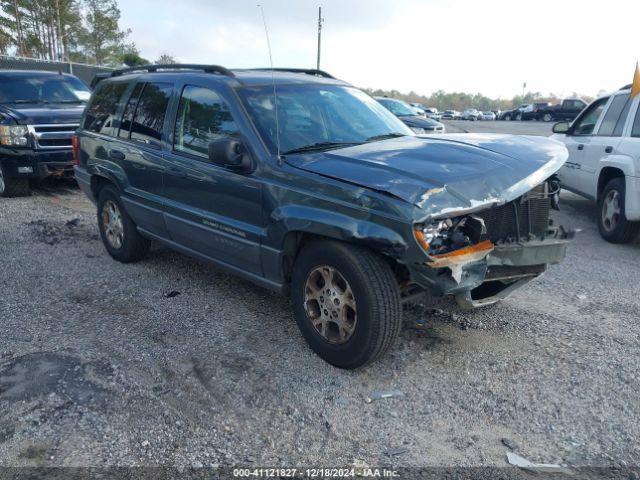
162,83,263,276
113,81,174,238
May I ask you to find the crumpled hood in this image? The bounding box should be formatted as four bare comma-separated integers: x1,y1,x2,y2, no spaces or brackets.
286,133,568,219
0,103,85,125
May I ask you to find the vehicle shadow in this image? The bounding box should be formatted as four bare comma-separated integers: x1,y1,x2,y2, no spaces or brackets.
31,177,79,196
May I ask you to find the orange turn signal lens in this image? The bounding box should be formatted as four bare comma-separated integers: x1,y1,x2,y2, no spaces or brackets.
414,227,430,252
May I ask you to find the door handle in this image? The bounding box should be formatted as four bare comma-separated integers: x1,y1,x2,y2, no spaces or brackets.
167,166,187,178
109,150,125,161
577,144,584,150
604,146,613,153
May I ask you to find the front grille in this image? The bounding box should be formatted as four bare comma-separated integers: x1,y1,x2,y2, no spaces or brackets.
474,183,551,242
28,124,78,150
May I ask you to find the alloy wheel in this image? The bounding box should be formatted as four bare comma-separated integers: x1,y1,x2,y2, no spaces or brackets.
304,265,357,344
0,168,5,194
601,189,621,232
102,200,124,249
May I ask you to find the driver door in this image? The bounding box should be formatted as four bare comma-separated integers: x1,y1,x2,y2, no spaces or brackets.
558,97,608,197
162,83,263,275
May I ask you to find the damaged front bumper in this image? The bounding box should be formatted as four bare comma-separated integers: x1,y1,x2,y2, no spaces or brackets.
408,236,569,309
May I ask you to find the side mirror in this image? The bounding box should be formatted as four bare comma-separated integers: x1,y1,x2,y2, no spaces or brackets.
208,137,251,171
552,122,570,134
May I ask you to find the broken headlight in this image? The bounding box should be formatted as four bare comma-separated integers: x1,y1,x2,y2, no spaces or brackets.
0,125,29,147
414,215,487,256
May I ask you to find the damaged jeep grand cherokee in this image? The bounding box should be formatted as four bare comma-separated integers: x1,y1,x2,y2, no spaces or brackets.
74,65,571,369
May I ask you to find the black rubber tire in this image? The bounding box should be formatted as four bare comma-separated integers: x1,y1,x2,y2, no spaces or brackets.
291,240,402,369
504,114,512,121
515,113,522,121
542,113,553,122
97,185,151,262
0,163,30,197
597,177,640,244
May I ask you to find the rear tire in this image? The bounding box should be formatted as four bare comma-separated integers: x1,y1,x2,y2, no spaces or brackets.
597,177,640,243
291,240,402,369
0,164,30,197
97,185,151,262
542,113,553,122
515,113,522,121
504,114,512,121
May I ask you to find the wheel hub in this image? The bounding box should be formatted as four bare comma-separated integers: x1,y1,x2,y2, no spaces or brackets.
304,265,357,344
602,190,621,232
102,200,124,249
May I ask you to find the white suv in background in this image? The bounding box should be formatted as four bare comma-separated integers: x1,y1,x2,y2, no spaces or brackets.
551,86,640,243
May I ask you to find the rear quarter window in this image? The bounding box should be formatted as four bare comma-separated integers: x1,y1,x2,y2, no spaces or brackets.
83,82,128,136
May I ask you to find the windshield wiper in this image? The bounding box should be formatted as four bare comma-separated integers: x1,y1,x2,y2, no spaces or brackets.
10,99,50,104
365,133,406,142
282,141,360,155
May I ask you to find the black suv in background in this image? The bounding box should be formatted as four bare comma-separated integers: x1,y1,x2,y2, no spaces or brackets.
74,64,570,368
0,70,90,196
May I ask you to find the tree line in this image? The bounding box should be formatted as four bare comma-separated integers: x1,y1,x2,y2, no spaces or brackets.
0,0,174,66
365,88,594,111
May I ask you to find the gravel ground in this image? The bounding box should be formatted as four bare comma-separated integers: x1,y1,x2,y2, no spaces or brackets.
1,122,639,476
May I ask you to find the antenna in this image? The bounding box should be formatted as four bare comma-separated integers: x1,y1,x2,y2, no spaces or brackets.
316,7,323,70
258,4,282,164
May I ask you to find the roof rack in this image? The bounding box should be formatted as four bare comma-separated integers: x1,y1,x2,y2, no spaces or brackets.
109,64,235,78
248,68,334,79
619,83,632,90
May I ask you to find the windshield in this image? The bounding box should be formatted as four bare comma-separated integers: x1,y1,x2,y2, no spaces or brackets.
239,85,412,154
377,98,416,116
0,75,91,104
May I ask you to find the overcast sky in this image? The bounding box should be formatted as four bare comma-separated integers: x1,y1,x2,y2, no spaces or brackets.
119,0,639,99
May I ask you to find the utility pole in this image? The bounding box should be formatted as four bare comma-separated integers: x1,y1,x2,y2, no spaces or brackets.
13,0,24,57
522,81,527,101
316,6,323,70
55,0,64,61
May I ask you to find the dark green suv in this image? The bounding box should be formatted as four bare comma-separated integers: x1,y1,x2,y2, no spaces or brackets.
74,64,571,368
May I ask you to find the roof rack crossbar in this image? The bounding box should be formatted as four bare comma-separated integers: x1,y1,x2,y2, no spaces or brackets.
248,68,334,79
109,64,235,78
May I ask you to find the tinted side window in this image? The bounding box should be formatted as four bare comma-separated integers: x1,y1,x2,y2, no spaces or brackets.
118,83,144,139
83,82,127,135
130,82,172,145
598,95,630,136
572,97,608,135
174,85,239,159
632,104,640,137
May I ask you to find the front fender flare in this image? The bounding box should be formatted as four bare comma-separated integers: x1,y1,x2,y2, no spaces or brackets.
267,205,409,258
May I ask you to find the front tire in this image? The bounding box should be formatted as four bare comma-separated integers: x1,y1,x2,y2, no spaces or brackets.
97,185,151,262
504,114,512,121
598,177,640,243
515,113,522,121
291,240,402,369
0,164,30,197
